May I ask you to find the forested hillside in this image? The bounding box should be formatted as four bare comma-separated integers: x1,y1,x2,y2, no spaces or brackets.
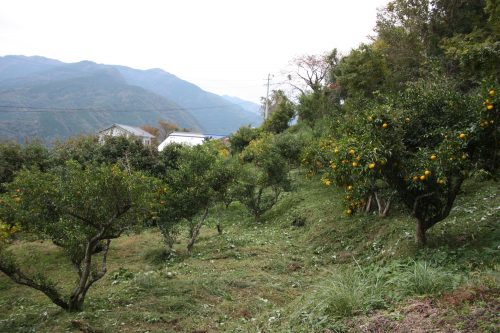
0,0,498,332
0,56,261,143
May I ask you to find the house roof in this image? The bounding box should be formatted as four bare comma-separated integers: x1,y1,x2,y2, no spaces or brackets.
100,124,155,138
167,132,227,139
157,132,227,151
167,131,206,138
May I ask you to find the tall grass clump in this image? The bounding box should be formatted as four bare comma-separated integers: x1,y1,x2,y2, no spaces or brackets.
133,271,162,290
397,260,457,296
283,266,387,331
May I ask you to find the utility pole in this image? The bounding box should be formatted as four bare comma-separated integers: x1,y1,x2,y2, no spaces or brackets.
264,73,271,120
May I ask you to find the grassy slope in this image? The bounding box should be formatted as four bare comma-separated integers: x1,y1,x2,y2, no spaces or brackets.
0,173,498,332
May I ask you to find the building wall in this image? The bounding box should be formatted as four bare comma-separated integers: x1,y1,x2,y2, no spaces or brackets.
99,125,151,145
158,135,205,151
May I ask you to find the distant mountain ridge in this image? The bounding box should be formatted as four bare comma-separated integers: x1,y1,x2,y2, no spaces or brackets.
0,55,262,143
222,95,261,116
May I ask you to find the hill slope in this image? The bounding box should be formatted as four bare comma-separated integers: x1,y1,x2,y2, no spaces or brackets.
0,56,262,142
0,173,497,332
114,66,262,134
222,94,262,116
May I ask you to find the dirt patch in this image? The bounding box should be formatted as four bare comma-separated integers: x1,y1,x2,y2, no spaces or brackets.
287,262,303,272
348,288,499,333
440,286,489,307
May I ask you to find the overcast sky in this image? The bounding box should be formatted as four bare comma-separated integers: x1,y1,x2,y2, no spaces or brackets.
1,0,389,103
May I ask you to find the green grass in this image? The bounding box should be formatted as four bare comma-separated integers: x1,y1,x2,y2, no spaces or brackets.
0,174,498,332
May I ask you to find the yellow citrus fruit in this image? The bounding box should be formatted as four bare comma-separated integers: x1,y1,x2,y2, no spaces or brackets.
382,123,388,129
347,185,353,191
368,116,373,121
424,170,431,176
486,104,494,110
459,133,466,139
420,175,426,181
430,155,437,161
489,89,495,97
349,149,355,155
334,148,340,154
346,209,353,215
461,154,468,160
352,162,358,167
368,163,376,169
412,176,418,182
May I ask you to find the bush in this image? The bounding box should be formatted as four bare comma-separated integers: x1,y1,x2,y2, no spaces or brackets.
229,126,261,154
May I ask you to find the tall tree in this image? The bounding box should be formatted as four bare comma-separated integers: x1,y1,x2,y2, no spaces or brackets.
287,50,339,95
262,90,295,134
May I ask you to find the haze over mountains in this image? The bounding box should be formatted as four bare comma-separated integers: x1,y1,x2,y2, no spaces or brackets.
0,55,262,143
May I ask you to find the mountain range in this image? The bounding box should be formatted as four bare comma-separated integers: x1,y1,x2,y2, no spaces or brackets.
0,55,262,143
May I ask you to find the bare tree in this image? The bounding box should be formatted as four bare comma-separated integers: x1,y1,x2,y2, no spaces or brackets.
287,49,340,95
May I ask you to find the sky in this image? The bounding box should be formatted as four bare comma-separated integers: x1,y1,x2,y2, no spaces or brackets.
0,0,389,104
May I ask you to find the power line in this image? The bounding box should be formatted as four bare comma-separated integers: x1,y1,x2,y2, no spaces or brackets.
0,101,261,113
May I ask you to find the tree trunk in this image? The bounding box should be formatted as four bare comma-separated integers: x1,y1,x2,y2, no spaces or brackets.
68,294,85,312
253,188,263,221
68,237,110,312
374,191,394,218
416,219,427,246
187,206,209,253
364,195,373,213
254,210,261,222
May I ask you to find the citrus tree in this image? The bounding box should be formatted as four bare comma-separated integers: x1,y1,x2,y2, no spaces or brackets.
0,161,153,311
310,79,497,245
235,133,291,221
0,141,51,192
155,141,235,253
229,125,262,154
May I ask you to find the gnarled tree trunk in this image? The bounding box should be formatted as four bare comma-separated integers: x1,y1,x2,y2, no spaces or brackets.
416,219,427,246
187,206,209,253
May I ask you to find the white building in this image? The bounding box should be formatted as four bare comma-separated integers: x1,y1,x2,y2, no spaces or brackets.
98,124,155,145
157,132,226,151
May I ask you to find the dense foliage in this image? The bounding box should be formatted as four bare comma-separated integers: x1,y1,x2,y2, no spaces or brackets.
0,161,153,311
299,0,499,245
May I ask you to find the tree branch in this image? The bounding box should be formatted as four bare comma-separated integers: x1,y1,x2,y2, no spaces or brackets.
0,255,69,310
65,210,99,229
412,192,435,216
84,239,111,293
